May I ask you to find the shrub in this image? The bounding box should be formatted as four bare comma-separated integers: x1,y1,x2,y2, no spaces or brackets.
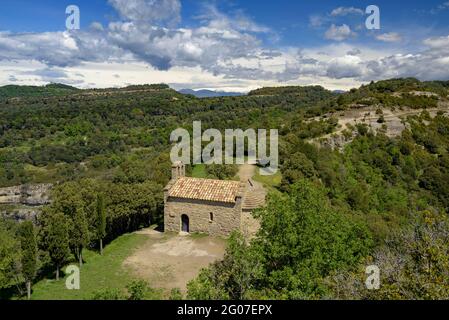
90,288,126,300
126,280,149,300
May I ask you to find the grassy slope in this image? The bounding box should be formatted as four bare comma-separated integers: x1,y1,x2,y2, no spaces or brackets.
191,164,208,178
253,168,282,191
31,233,147,300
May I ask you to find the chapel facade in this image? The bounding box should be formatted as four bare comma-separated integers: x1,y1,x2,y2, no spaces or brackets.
164,162,265,237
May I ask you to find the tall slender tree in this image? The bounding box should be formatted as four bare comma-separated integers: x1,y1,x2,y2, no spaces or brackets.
70,206,89,267
48,183,91,267
41,211,70,280
18,221,37,300
0,220,21,290
96,194,107,255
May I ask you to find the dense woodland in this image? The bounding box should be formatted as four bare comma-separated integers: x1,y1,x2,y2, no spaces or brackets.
1,78,449,300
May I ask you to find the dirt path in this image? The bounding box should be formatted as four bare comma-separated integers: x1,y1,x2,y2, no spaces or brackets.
123,231,226,294
238,163,256,182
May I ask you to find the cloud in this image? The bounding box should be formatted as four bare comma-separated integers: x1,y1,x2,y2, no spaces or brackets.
440,1,449,9
423,35,449,49
0,2,271,74
105,19,266,71
32,68,69,79
375,32,402,43
354,36,449,81
90,22,104,32
347,48,362,56
1,0,449,91
108,0,181,26
330,7,364,17
325,24,356,41
0,30,124,68
310,6,364,43
198,5,271,34
310,7,363,29
102,1,277,73
431,1,449,14
309,15,327,28
325,55,364,79
22,67,84,85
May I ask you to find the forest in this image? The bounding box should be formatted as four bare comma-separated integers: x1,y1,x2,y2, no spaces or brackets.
1,78,449,300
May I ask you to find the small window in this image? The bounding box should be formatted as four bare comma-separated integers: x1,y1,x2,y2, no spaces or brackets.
209,212,214,222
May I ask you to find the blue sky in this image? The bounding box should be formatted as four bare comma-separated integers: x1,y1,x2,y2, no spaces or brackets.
3,1,449,45
0,0,449,91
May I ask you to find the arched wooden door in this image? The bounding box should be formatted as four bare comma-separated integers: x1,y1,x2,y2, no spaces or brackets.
181,214,189,233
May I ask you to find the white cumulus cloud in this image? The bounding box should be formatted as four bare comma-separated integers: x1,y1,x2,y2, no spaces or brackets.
0,0,449,91
330,7,364,16
108,0,181,26
376,32,402,43
325,24,356,41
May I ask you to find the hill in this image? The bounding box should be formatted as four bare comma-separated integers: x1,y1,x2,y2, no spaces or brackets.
2,78,449,300
248,85,331,97
0,83,79,99
0,81,334,188
178,89,244,98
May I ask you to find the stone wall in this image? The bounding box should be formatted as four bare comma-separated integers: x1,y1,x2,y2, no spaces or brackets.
240,210,260,238
164,197,242,237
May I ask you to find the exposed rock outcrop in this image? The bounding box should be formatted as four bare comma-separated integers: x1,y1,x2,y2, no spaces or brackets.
310,104,449,151
0,183,53,222
0,184,52,206
0,208,41,223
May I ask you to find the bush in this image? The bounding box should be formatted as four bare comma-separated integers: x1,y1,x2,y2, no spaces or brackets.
169,288,183,300
356,123,369,136
90,288,126,300
377,115,385,124
206,164,238,180
126,280,149,300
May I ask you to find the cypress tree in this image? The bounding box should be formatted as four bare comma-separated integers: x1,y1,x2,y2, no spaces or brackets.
71,207,89,267
96,194,107,255
42,211,70,280
18,221,37,300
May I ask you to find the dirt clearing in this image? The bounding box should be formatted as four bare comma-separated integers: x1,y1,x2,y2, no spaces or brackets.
123,230,226,293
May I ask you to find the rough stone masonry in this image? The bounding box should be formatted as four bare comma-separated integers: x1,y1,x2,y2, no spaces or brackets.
164,162,264,237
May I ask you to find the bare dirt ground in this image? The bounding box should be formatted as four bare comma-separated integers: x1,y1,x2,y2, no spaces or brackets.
123,165,262,294
123,231,226,293
238,163,256,181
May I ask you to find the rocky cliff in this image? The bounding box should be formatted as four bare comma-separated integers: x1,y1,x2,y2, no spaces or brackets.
0,184,52,206
0,183,53,221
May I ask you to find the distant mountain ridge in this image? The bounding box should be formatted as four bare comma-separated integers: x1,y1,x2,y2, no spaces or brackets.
178,89,244,98
2,78,448,100
0,83,176,100
0,83,245,100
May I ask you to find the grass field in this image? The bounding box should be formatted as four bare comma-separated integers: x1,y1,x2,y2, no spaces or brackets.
191,164,208,178
31,233,148,300
253,168,282,191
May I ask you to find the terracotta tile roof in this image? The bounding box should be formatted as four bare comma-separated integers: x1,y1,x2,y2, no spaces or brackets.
168,177,241,203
